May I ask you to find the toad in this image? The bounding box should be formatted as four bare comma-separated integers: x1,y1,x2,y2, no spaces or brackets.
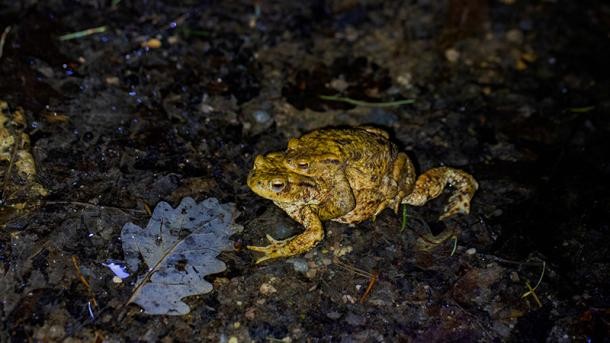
247,127,478,263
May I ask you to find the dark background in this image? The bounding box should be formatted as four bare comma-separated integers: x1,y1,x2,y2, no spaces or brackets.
1,0,608,341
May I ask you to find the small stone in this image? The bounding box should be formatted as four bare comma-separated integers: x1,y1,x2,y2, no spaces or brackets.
259,282,277,295
252,110,271,124
510,271,520,282
105,76,120,86
329,78,349,92
305,269,317,278
326,311,341,320
228,337,238,343
342,294,356,304
287,258,309,273
465,248,477,255
345,312,366,326
245,307,256,320
396,73,413,88
167,35,179,45
506,29,524,44
445,48,460,63
333,246,352,257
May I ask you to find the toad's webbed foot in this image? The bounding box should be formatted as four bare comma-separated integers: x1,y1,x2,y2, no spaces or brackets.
247,234,296,264
248,207,324,263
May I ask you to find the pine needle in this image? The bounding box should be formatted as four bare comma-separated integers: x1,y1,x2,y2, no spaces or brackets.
319,95,415,108
0,26,11,59
59,26,107,41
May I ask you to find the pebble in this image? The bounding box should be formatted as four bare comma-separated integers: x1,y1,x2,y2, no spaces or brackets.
345,312,366,326
333,246,352,257
329,78,349,92
287,258,309,273
465,248,477,255
259,282,277,295
342,294,356,304
506,29,524,44
252,110,271,124
326,311,341,320
245,307,256,320
445,48,460,63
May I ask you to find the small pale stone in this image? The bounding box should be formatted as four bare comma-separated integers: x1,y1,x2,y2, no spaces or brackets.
506,29,524,44
342,294,356,304
259,282,277,295
445,48,460,63
326,311,341,319
305,268,317,278
105,76,120,86
465,248,477,255
252,110,271,123
329,78,349,92
333,246,352,257
287,258,309,273
245,307,256,320
167,35,179,44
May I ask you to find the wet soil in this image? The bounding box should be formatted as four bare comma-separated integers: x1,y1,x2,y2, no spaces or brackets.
1,0,609,341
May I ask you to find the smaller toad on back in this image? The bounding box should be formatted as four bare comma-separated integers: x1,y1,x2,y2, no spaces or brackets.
247,127,478,263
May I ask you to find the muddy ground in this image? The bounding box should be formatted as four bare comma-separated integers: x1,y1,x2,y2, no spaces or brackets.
1,0,609,341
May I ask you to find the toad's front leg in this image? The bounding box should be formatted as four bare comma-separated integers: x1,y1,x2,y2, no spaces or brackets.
248,206,324,263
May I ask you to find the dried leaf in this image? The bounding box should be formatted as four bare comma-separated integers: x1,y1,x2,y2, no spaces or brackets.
121,197,240,315
0,100,47,221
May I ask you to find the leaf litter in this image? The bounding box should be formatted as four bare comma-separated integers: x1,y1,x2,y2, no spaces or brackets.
0,99,47,222
120,197,241,315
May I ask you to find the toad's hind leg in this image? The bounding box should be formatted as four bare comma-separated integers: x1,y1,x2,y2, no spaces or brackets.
402,167,478,220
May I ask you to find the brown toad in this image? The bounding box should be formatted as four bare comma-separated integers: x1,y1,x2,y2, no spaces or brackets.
247,127,478,263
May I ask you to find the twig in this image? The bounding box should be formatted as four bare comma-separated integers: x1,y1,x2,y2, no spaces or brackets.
521,261,545,308
333,257,372,278
523,281,542,308
72,255,98,307
450,236,458,256
0,26,11,59
359,271,379,304
488,255,546,268
59,26,107,41
568,106,595,113
319,95,415,108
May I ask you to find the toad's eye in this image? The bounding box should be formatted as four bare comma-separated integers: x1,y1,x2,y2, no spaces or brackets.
297,161,309,169
270,180,285,192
